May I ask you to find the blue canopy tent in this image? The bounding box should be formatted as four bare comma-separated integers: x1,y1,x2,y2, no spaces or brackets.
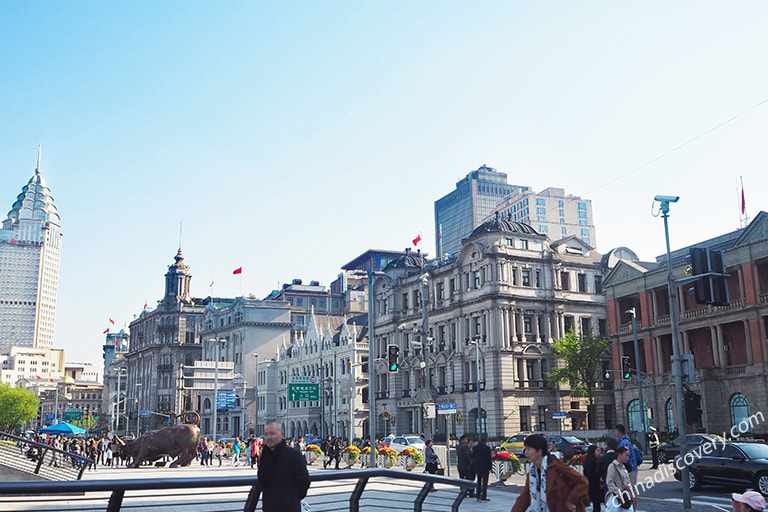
39,421,86,436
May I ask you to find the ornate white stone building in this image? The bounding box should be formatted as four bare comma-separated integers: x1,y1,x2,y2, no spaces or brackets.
371,215,616,438
0,152,62,351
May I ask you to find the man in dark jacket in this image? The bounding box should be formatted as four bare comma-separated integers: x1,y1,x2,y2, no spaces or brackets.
258,422,310,512
321,435,333,469
456,435,475,498
472,435,492,502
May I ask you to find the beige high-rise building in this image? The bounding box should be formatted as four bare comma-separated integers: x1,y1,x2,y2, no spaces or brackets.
0,150,62,351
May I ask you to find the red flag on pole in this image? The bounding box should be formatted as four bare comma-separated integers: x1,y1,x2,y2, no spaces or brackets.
412,234,421,246
741,187,746,215
109,318,115,325
233,267,243,275
103,327,110,334
210,280,215,287
143,299,147,310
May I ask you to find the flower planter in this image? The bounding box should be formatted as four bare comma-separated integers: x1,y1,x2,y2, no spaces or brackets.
377,454,395,468
305,451,318,465
492,459,514,481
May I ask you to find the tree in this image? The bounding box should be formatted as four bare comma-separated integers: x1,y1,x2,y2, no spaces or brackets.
0,384,39,433
547,330,611,429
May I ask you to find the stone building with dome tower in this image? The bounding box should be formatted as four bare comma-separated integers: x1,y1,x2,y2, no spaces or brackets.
124,249,207,434
0,150,63,352
371,214,618,437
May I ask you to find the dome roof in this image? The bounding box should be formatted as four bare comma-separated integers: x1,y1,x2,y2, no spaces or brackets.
469,214,539,238
384,250,427,271
6,169,60,225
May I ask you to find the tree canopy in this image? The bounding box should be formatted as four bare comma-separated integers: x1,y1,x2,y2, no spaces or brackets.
0,384,39,433
547,330,610,428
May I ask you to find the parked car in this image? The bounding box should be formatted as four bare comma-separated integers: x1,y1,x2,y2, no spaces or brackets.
673,441,768,496
389,435,426,455
658,434,717,463
499,432,532,456
547,436,589,459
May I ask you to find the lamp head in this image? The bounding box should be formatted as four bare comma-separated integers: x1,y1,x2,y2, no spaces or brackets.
654,195,679,203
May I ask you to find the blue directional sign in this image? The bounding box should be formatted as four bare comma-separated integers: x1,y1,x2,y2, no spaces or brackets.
216,391,236,410
45,413,60,424
140,409,152,417
436,402,457,415
552,411,567,419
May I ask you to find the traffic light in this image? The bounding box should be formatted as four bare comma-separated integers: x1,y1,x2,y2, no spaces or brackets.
684,391,703,425
690,248,728,306
621,356,631,380
387,344,400,373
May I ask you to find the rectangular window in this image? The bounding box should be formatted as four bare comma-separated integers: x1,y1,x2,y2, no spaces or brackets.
594,275,603,293
535,270,541,287
538,225,548,233
506,238,514,246
581,317,591,334
561,272,570,290
558,200,564,207
536,216,546,222
561,227,567,234
580,229,590,236
578,273,587,292
536,207,546,215
579,220,588,226
473,271,480,289
436,282,444,301
598,319,608,337
512,268,518,286
559,209,564,217
474,317,482,335
524,316,532,333
536,198,545,206
520,406,530,431
449,278,456,295
522,269,531,287
578,211,588,219
402,293,409,310
578,202,587,210
520,240,528,250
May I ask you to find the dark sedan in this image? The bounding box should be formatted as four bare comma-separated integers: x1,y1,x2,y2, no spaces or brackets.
548,435,589,459
658,434,717,463
673,441,768,496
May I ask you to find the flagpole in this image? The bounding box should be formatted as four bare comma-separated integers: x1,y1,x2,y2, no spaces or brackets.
740,176,748,227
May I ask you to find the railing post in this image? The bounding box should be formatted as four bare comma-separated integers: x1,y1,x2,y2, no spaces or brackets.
243,482,261,512
106,489,125,512
349,475,369,512
34,447,48,474
413,482,432,512
451,487,470,512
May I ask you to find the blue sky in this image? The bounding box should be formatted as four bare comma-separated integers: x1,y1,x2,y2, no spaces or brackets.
2,2,767,368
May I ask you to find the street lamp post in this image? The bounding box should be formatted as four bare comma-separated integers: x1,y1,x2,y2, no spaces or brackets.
251,354,259,436
656,194,690,509
210,337,226,441
627,308,648,452
367,268,377,468
469,336,483,435
135,382,143,436
233,373,246,438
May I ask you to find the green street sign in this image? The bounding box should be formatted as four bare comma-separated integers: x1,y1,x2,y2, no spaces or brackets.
288,383,320,402
64,410,83,421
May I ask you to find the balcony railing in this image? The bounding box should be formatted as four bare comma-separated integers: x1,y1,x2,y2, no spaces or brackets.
462,382,486,392
516,379,547,389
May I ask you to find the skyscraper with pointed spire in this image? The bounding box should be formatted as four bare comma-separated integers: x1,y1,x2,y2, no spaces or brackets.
0,148,63,351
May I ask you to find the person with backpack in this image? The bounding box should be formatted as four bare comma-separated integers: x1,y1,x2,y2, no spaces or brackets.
614,425,639,508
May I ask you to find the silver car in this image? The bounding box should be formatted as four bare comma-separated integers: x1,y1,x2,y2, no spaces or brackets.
389,435,426,454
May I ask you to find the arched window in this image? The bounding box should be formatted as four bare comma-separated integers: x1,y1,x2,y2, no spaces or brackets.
665,398,675,433
627,399,648,433
203,398,211,413
730,393,750,431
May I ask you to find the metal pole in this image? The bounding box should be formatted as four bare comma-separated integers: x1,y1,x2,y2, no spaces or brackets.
253,354,259,436
420,271,432,441
333,352,338,438
136,383,142,436
213,339,219,441
630,309,647,452
114,370,121,433
54,383,59,425
320,351,325,439
241,378,246,438
475,338,482,435
661,202,690,509
367,268,376,468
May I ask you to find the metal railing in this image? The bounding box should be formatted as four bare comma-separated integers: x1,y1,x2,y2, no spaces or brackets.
0,431,92,481
0,468,474,512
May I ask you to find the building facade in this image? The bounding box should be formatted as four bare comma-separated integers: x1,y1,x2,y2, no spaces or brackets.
434,165,526,258
264,280,344,332
0,155,62,351
101,330,130,434
603,211,768,436
372,216,616,438
0,346,65,387
488,187,597,248
125,249,207,434
194,297,292,437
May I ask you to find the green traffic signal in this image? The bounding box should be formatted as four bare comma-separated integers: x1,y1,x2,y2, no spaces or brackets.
621,356,631,380
390,363,398,372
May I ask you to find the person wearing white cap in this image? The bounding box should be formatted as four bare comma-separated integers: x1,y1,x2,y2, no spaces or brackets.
732,491,766,512
648,426,660,469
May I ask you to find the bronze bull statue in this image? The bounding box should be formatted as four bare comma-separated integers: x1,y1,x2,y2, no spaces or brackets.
116,411,201,468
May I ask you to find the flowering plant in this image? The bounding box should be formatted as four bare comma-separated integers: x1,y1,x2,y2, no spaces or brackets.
568,453,586,466
362,446,378,455
306,444,323,455
343,444,361,462
400,447,424,465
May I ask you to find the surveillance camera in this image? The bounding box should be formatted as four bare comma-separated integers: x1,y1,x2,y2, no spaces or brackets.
654,195,679,203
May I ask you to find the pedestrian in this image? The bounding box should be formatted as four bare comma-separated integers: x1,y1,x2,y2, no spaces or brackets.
216,441,225,466
199,438,209,466
257,422,310,512
250,436,260,468
549,441,563,459
648,427,660,469
321,435,333,469
731,491,766,512
231,436,242,466
424,439,439,474
597,439,619,489
583,445,602,512
511,434,590,512
471,434,492,502
332,437,342,470
456,435,475,498
614,425,638,507
605,446,633,512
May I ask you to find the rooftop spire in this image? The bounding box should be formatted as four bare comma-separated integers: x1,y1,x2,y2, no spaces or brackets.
35,144,42,175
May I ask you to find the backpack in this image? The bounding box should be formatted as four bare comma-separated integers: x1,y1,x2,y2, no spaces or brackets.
632,446,643,466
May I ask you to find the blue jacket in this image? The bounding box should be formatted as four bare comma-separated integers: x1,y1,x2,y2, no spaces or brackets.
617,435,637,472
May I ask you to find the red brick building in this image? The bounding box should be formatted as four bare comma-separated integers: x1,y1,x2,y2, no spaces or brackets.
602,212,768,436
